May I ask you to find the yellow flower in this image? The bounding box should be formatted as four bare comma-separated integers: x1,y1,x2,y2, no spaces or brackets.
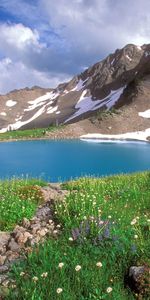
96,262,102,268
56,288,63,294
75,265,81,272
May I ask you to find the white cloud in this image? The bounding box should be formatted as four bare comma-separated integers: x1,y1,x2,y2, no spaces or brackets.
0,23,45,63
0,57,70,94
0,0,150,93
0,23,40,49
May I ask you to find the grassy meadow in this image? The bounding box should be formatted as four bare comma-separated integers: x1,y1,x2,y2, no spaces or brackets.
0,172,150,299
0,125,63,141
0,178,46,231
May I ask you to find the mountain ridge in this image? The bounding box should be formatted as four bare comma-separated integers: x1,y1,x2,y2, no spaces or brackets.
0,43,150,133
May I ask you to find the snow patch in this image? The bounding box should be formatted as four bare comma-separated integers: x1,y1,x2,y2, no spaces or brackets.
145,51,150,57
65,86,125,123
6,100,17,107
0,112,6,116
25,91,59,111
70,78,89,92
47,106,58,114
136,45,142,51
70,79,84,92
0,105,46,133
126,54,132,62
80,128,150,142
111,58,115,65
139,109,150,118
62,90,69,95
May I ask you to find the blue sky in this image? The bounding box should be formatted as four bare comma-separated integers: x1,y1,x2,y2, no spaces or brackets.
0,0,149,94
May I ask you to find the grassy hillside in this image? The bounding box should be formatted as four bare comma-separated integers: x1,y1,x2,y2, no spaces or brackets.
0,125,63,141
1,172,150,299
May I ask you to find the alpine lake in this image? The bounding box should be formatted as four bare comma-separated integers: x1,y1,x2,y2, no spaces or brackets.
0,139,150,181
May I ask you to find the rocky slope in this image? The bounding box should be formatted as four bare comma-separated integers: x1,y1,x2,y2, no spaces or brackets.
0,43,150,133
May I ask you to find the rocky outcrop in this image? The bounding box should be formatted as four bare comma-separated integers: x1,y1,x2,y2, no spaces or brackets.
0,184,69,289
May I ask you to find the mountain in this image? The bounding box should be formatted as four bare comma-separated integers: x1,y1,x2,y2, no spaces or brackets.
0,43,150,133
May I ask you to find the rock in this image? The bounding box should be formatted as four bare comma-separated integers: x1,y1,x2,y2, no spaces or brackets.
30,224,41,234
37,228,48,237
0,274,8,284
0,232,10,255
29,236,41,246
36,206,51,221
7,239,20,252
6,251,20,263
12,226,26,240
30,217,40,224
22,218,30,228
0,255,6,266
129,266,145,281
16,232,32,245
40,185,69,202
0,265,9,273
126,265,150,296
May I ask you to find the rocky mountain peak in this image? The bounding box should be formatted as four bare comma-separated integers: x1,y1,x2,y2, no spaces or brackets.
0,43,150,132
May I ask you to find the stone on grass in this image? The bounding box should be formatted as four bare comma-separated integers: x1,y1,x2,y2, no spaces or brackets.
7,239,20,252
0,255,6,266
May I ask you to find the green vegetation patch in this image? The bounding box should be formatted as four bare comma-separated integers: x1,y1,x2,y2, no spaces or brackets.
0,125,63,141
4,172,150,299
0,178,46,230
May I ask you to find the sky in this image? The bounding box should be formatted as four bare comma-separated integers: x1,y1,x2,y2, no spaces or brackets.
0,0,150,94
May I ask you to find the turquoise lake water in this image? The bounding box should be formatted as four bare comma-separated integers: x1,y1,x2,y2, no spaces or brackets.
0,139,150,182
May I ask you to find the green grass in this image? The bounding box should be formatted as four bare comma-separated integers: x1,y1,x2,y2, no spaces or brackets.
0,125,63,141
2,172,150,299
0,178,46,230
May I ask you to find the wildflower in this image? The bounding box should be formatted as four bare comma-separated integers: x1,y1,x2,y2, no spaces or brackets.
41,272,48,278
134,235,138,239
58,262,64,268
106,287,113,293
20,272,25,276
56,288,63,294
11,284,17,289
32,276,38,282
75,265,81,272
56,224,61,228
131,218,137,225
69,237,73,241
96,262,102,268
108,215,112,219
147,219,150,223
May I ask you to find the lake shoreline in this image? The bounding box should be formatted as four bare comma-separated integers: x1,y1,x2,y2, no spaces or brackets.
1,135,150,144
1,135,150,143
